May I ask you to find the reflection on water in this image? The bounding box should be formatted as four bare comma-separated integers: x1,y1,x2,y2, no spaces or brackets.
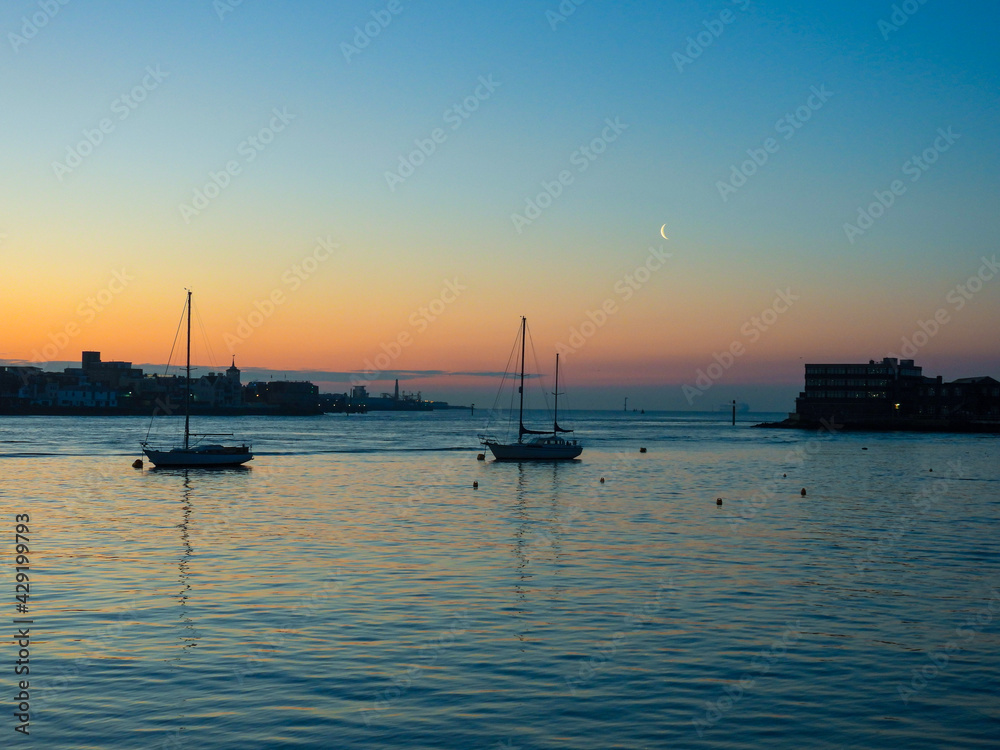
176,473,198,650
3,413,998,749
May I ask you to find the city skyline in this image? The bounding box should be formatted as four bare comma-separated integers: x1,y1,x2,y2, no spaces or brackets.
6,346,999,414
3,1,998,411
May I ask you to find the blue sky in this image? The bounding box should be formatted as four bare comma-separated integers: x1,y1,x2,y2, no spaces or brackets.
2,0,998,410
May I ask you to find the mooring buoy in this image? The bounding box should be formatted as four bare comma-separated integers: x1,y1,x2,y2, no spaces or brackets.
800,488,807,496
132,459,143,469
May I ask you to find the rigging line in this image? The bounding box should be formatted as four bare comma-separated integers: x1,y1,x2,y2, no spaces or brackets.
525,320,553,417
552,347,572,415
482,323,522,434
556,359,574,415
504,323,521,439
144,296,188,443
501,329,520,440
191,297,219,372
162,296,188,375
506,370,516,439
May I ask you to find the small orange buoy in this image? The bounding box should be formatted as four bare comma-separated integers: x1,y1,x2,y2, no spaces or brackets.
639,447,647,453
800,488,807,496
716,498,723,505
600,477,605,484
476,453,485,461
473,481,478,489
132,459,143,469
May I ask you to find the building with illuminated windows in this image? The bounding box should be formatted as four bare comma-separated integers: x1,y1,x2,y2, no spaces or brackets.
778,358,1000,430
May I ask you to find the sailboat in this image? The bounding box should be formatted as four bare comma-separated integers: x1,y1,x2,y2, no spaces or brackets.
479,317,583,461
140,291,253,468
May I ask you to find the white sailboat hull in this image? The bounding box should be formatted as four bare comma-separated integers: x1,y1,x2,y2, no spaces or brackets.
484,438,582,461
142,445,253,468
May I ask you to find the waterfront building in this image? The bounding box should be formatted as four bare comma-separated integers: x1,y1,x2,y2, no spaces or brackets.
791,357,1000,426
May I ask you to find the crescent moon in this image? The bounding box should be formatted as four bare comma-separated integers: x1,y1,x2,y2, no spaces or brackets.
660,224,669,240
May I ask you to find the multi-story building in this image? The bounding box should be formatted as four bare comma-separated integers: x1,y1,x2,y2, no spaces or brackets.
791,357,1000,426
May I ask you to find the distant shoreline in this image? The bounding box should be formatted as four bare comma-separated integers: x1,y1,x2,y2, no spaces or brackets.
755,417,1000,434
0,406,323,417
0,408,784,418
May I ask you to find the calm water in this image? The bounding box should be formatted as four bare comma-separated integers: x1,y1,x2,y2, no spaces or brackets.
1,411,998,748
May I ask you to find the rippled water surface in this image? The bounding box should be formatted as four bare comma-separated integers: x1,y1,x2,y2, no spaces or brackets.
1,412,998,748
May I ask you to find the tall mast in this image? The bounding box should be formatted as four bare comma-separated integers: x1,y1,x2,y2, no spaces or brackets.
518,316,526,443
553,353,560,434
184,289,191,450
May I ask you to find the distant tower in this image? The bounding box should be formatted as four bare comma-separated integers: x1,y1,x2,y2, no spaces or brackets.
394,379,399,401
226,356,241,384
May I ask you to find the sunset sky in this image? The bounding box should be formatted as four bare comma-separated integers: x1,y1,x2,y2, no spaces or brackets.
2,0,998,410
